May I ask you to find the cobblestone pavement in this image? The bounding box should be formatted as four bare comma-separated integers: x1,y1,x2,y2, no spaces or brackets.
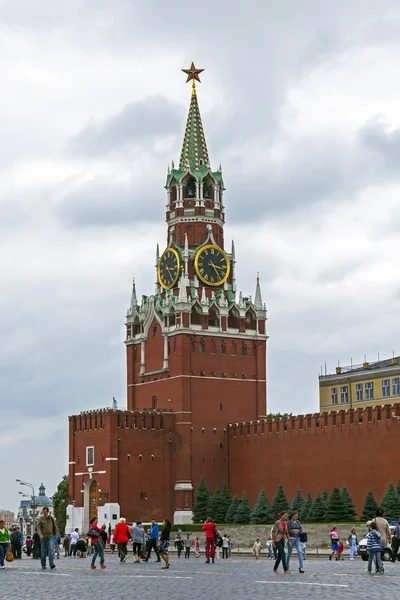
2,554,400,600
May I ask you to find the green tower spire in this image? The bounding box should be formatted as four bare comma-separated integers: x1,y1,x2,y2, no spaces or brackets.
179,79,210,174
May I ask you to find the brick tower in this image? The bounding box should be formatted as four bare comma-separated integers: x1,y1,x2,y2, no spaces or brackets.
125,64,268,523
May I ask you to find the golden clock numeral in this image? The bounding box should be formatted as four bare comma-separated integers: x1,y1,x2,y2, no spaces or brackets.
204,274,209,281
211,248,214,254
199,268,204,274
204,250,208,255
210,276,214,283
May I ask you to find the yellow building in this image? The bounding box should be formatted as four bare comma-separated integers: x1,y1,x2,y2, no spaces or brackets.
319,356,400,411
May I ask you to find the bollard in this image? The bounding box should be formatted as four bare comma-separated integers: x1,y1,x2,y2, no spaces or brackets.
237,546,240,556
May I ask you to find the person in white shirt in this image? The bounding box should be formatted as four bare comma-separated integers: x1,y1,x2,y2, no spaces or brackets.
69,529,79,557
253,538,262,559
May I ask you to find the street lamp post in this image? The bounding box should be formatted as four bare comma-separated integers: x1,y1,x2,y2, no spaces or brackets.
16,480,36,533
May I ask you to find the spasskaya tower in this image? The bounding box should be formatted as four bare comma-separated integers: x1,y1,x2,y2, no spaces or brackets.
125,63,267,523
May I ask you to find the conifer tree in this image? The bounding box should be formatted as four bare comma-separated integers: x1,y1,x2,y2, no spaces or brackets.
270,484,289,522
361,490,379,522
308,492,326,522
218,483,232,524
192,476,210,523
341,486,357,521
210,487,223,522
225,496,240,524
206,491,215,520
380,483,400,521
300,492,313,522
325,487,348,522
250,489,270,524
396,478,400,499
290,487,305,515
322,489,329,514
234,492,251,524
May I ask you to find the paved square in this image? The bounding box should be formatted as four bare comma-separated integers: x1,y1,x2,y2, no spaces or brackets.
2,554,400,599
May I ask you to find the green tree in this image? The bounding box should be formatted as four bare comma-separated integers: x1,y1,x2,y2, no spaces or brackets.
209,487,223,521
52,475,69,533
290,487,305,515
380,483,400,521
250,490,270,524
270,484,289,522
217,483,231,523
192,476,210,523
266,412,293,419
396,478,400,498
325,487,348,522
300,492,313,521
225,496,240,524
322,489,329,515
341,486,357,521
206,491,215,520
361,490,379,522
307,492,326,522
234,492,251,524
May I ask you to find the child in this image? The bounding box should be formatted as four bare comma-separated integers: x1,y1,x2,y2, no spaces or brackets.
329,527,339,561
337,539,344,561
25,536,33,557
253,538,262,560
366,522,384,574
109,532,115,555
266,538,272,559
195,537,200,558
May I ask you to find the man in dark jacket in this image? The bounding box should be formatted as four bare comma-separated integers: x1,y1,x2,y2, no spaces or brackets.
11,528,22,559
100,526,108,549
37,507,58,570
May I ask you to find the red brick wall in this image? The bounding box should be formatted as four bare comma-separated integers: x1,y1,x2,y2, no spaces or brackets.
228,404,400,515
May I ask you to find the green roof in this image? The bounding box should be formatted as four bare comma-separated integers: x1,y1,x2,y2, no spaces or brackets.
179,87,210,177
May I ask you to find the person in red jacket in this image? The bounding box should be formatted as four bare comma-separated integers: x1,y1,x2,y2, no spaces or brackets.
202,518,216,564
113,518,131,563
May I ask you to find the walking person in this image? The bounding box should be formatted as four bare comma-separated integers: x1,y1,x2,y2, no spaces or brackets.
391,519,400,562
88,517,106,570
131,521,145,563
0,518,10,570
109,531,116,556
373,508,391,551
286,511,305,573
37,506,58,570
100,525,108,549
366,521,384,574
63,535,70,557
329,526,339,561
175,534,184,558
159,518,172,570
11,527,22,559
25,535,33,557
145,519,160,562
252,538,261,559
347,528,358,561
184,534,191,559
222,535,229,559
53,533,61,559
32,530,40,559
195,537,200,558
272,511,291,574
202,517,216,564
69,528,79,557
113,518,131,563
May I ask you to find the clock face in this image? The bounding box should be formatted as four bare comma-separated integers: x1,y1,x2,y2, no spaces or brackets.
158,248,180,289
194,244,230,286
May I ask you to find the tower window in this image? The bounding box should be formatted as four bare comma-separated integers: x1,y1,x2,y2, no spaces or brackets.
200,371,205,376
241,343,247,357
221,373,226,378
153,325,157,337
152,396,157,409
199,339,205,353
220,403,223,411
242,374,247,379
221,341,226,355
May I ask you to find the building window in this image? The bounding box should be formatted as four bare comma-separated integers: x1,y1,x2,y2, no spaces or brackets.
199,339,205,354
152,396,157,409
340,386,348,404
241,342,247,357
365,382,374,400
221,341,226,355
382,379,390,398
331,387,338,404
393,377,400,396
356,383,363,402
86,446,94,467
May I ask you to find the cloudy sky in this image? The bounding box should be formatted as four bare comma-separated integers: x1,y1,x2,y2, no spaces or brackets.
2,0,400,512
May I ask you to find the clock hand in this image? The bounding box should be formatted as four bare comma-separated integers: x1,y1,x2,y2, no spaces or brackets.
209,262,226,271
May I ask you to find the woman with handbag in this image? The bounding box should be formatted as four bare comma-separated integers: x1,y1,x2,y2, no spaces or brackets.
0,519,10,569
272,511,291,574
113,518,131,563
286,511,305,573
88,517,106,570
